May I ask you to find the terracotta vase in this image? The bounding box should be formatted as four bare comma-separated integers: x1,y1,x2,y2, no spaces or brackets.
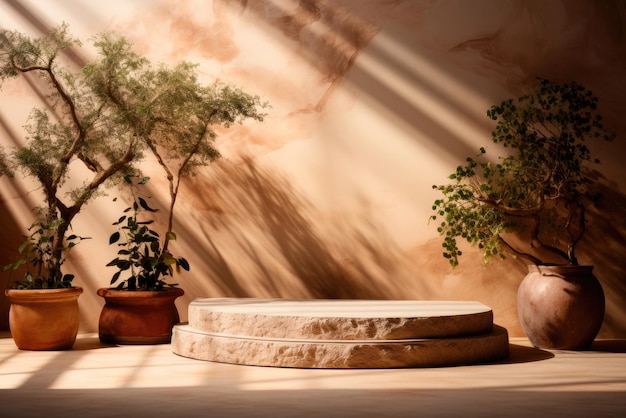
97,287,184,344
517,265,605,350
5,287,83,350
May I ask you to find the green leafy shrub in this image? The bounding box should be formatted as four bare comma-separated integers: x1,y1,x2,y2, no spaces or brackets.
107,177,189,291
431,79,615,267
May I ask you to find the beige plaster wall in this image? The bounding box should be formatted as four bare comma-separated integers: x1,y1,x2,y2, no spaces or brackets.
0,0,624,338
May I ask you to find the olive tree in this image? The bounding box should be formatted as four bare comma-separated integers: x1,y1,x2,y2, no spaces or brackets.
0,23,267,288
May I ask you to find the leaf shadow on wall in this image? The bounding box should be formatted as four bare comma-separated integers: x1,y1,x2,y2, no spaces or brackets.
0,193,29,330
176,156,430,301
582,171,626,338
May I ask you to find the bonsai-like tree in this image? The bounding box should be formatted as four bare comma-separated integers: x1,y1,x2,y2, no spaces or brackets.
431,79,615,268
0,24,142,288
0,23,267,289
87,32,268,290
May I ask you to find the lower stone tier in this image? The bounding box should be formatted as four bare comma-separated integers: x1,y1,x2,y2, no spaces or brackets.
171,324,510,369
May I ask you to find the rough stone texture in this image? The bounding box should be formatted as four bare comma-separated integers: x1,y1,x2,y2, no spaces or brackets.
187,298,494,340
173,298,509,368
171,324,510,368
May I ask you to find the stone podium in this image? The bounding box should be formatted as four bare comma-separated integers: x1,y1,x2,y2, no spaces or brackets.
171,298,509,368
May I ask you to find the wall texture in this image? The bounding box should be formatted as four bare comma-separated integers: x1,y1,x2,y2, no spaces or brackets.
1,0,625,338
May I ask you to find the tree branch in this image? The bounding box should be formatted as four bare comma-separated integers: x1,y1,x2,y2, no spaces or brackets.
498,236,542,265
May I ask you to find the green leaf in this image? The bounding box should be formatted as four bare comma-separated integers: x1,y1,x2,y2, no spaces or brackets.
106,258,121,267
110,271,121,284
178,258,190,271
18,240,30,254
47,219,64,230
138,197,157,212
116,260,132,270
109,232,121,245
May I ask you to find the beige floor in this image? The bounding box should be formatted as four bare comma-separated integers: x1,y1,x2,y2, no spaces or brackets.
0,332,625,418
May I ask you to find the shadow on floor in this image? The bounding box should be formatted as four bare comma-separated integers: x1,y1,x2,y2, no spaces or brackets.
498,343,554,364
590,339,626,353
0,386,623,418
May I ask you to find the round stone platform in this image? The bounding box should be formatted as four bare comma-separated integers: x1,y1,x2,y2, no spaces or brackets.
172,298,509,368
186,298,495,340
172,324,509,368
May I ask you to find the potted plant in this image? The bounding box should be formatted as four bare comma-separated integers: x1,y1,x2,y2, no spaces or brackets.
430,78,615,349
98,176,188,344
0,24,145,349
2,218,85,350
90,31,268,344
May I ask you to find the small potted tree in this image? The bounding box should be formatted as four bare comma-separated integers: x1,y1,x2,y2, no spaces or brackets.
430,78,615,349
90,31,268,344
0,24,143,349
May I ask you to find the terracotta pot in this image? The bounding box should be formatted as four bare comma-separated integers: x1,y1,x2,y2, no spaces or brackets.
97,287,184,344
5,287,83,350
517,265,604,350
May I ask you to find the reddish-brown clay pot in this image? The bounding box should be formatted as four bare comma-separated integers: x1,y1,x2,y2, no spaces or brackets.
517,265,604,350
5,287,83,350
97,287,184,345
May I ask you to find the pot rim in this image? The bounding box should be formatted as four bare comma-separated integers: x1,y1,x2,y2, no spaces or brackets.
97,286,184,299
528,264,594,276
5,286,83,302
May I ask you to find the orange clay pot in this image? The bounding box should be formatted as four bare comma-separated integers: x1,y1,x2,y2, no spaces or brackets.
97,287,184,345
5,287,83,350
